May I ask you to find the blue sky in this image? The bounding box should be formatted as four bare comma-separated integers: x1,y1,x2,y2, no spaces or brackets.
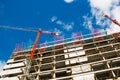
0,0,120,65
0,0,90,61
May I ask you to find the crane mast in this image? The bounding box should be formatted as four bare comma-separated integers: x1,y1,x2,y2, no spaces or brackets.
29,30,41,59
30,30,58,59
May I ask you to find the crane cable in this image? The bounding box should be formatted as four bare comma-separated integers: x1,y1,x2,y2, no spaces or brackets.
0,25,38,32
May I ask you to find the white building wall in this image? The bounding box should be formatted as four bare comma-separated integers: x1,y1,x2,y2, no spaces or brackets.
64,46,95,80
6,59,14,64
0,77,19,80
1,68,22,76
3,62,24,69
73,74,95,80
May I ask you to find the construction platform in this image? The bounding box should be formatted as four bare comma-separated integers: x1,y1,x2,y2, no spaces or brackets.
0,31,120,80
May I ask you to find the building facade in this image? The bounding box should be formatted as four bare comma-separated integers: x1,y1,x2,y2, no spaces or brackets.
0,31,120,80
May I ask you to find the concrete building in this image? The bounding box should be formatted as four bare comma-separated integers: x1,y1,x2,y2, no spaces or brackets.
0,31,120,80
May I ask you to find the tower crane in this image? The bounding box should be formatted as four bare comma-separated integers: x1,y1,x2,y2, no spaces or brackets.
29,30,58,59
0,25,59,59
102,14,120,27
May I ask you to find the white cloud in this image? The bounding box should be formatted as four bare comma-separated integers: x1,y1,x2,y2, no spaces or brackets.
90,0,113,11
54,28,62,34
56,20,63,25
56,20,74,31
88,0,120,34
0,60,6,72
51,16,57,22
64,0,74,3
51,16,74,31
83,15,93,30
63,23,74,31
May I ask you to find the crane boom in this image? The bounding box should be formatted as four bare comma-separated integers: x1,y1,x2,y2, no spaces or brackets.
0,25,37,32
102,14,120,27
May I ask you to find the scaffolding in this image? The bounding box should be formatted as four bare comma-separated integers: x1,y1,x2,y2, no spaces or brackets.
0,31,120,80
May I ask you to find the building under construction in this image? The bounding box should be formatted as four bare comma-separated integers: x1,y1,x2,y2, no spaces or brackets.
0,30,120,80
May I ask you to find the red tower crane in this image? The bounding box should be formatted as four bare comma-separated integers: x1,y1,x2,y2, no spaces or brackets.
102,14,120,27
0,26,59,59
29,30,58,59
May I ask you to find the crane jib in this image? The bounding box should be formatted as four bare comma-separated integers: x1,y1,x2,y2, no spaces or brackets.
0,26,37,32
